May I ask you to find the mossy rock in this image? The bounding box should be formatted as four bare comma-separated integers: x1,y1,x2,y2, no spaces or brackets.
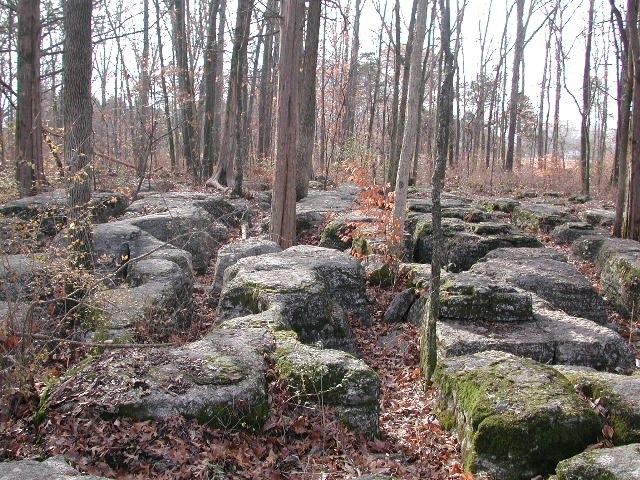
551,222,597,245
275,334,380,437
512,203,574,233
553,443,640,479
433,350,601,479
47,329,274,432
555,366,640,445
439,272,533,323
579,209,616,228
482,198,520,213
597,240,640,322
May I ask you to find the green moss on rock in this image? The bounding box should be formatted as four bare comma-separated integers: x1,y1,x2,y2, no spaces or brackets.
435,350,601,479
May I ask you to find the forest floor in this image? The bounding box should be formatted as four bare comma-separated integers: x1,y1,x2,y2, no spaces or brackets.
1,184,638,479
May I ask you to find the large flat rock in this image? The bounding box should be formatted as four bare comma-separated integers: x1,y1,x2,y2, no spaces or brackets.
0,456,111,479
218,245,368,351
596,238,640,322
471,247,608,323
555,366,640,445
47,329,274,431
434,350,601,479
512,203,576,233
435,299,635,372
552,444,640,480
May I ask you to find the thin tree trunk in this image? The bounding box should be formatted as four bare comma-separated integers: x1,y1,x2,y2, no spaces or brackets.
387,0,402,187
201,0,221,180
504,0,525,171
258,0,276,160
295,0,321,200
424,0,454,387
580,0,595,195
341,0,363,140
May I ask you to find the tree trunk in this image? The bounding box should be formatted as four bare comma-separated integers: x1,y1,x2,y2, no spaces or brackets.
258,0,276,160
504,0,524,171
295,0,321,200
580,0,595,195
271,0,303,249
16,0,43,197
341,0,363,140
173,0,199,183
387,0,402,187
391,0,428,243
207,0,253,190
135,0,151,180
63,0,93,268
624,0,640,240
423,0,454,387
200,0,220,180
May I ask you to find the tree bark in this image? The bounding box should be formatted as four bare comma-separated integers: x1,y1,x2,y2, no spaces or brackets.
580,0,595,195
270,0,303,249
424,0,454,387
258,0,276,160
16,0,43,197
391,0,428,242
341,0,363,140
201,0,221,180
295,0,321,200
63,0,93,268
504,0,525,171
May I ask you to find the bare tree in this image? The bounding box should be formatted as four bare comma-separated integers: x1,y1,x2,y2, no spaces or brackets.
16,0,43,197
341,0,364,140
63,0,93,267
391,0,428,242
423,0,455,386
270,0,303,249
504,0,525,171
580,0,595,195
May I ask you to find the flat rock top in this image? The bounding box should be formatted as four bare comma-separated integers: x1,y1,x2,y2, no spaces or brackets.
555,443,640,480
0,456,111,479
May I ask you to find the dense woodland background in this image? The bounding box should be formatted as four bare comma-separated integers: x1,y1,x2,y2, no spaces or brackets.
1,0,640,242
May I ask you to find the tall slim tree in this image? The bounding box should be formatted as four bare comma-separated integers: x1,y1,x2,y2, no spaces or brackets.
16,0,43,197
295,0,322,200
201,0,221,180
63,0,93,267
391,0,428,241
504,0,525,171
270,0,303,249
423,0,454,386
341,0,364,140
580,0,595,195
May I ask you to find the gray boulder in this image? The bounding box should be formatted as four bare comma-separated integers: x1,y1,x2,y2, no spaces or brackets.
551,222,598,245
555,366,640,445
47,328,274,431
434,350,601,479
596,238,640,322
218,246,368,351
471,247,608,323
579,208,616,227
0,456,111,480
275,331,380,438
383,289,418,323
512,203,575,233
571,233,609,260
210,237,282,300
553,444,640,480
295,184,360,232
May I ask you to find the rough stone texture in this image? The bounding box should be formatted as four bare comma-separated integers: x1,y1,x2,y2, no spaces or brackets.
128,205,229,273
383,289,418,323
398,262,432,288
596,238,640,322
482,198,520,213
318,212,379,251
555,366,640,445
471,247,608,324
210,237,282,300
275,332,380,438
434,350,601,480
552,443,640,480
434,299,635,372
551,222,597,245
0,190,129,234
571,234,609,260
295,184,360,232
218,246,368,351
0,456,111,479
126,191,241,226
440,272,534,323
0,254,47,301
362,254,394,287
512,203,575,233
406,193,470,213
579,208,616,228
48,329,274,431
410,215,541,271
